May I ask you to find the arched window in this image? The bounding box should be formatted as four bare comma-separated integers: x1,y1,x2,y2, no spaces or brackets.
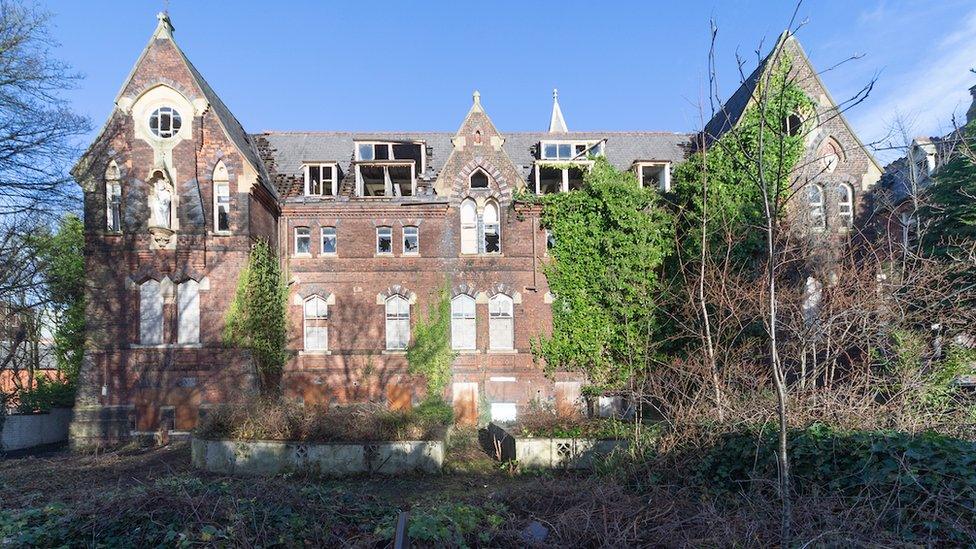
488,294,514,350
837,183,854,228
783,113,803,137
460,198,478,254
139,280,163,345
105,161,121,232
451,294,476,350
385,295,410,350
303,296,329,351
807,184,825,231
213,161,230,233
820,139,842,174
483,201,500,253
470,169,489,189
177,280,200,345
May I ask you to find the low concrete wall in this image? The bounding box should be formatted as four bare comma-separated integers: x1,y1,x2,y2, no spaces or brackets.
2,408,73,452
191,437,445,476
488,423,628,470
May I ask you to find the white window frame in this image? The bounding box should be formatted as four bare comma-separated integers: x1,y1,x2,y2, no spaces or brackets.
148,106,182,139
539,140,605,160
214,181,230,233
139,280,163,346
376,226,393,255
177,280,200,345
354,141,425,197
403,226,419,255
385,295,410,351
303,295,329,352
451,294,477,351
303,163,338,197
635,161,672,192
460,199,478,255
483,201,501,254
106,180,122,232
807,184,826,231
837,183,854,229
295,227,311,256
321,226,337,255
533,161,594,193
488,293,514,351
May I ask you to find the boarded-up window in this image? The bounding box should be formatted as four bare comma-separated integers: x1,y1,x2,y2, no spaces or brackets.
139,280,163,345
304,296,329,351
451,294,476,350
177,280,200,345
490,402,517,423
460,199,478,254
489,294,514,350
385,295,410,350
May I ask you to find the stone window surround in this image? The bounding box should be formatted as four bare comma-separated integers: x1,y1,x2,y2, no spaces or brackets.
126,275,210,349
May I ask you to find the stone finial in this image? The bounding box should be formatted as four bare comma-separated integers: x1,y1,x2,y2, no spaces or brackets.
548,88,568,133
469,90,484,113
154,11,174,39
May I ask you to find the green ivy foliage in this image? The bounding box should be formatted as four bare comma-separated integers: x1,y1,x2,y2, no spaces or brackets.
530,157,674,391
407,285,456,401
920,120,976,252
670,56,811,266
224,239,289,397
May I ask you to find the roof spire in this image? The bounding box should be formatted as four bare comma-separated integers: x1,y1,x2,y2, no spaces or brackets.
154,11,174,40
548,88,568,133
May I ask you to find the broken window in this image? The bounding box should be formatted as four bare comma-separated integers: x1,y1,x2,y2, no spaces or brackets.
403,226,419,254
837,183,854,228
359,164,386,197
321,227,337,254
540,140,604,160
537,166,562,194
534,163,593,193
451,294,476,351
636,162,671,191
304,296,329,352
460,199,478,254
470,169,489,189
483,201,500,254
376,226,393,255
295,227,311,255
489,294,514,351
385,295,410,350
567,165,585,191
807,184,825,231
355,141,424,197
305,163,336,196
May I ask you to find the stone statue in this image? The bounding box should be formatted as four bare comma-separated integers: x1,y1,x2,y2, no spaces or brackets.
153,179,171,228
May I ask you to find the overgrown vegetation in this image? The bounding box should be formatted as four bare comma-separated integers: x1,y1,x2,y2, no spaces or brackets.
529,157,674,392
195,400,452,443
223,239,289,396
407,284,456,403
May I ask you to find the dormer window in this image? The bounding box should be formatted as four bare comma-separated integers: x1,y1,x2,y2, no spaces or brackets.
304,163,337,196
539,140,604,160
148,106,182,139
354,141,424,197
635,162,672,192
533,139,603,194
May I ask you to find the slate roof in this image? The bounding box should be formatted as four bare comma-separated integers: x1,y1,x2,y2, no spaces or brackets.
257,130,692,186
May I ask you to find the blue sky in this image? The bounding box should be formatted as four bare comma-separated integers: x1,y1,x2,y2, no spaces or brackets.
50,0,976,163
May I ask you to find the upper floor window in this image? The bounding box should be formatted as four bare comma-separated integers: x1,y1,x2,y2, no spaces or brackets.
470,169,489,189
636,162,672,192
105,162,121,232
483,201,500,253
534,163,588,194
403,226,419,255
540,140,604,160
837,183,854,228
451,294,476,350
385,295,410,350
304,163,337,196
321,227,337,255
376,226,393,255
149,106,182,139
460,199,478,254
355,141,424,197
295,227,311,255
488,293,514,350
213,161,230,233
303,296,329,352
807,184,825,231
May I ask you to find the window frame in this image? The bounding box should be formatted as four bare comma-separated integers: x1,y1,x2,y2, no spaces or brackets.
451,294,477,351
106,181,122,232
539,139,605,160
482,201,501,254
385,295,410,351
294,226,312,256
303,162,339,197
320,226,337,255
469,169,490,189
148,106,182,139
532,160,594,193
303,295,329,352
177,280,200,345
460,198,478,255
837,183,854,229
807,184,826,231
488,293,514,351
214,181,230,233
376,226,393,255
402,226,419,255
354,141,425,198
634,161,672,192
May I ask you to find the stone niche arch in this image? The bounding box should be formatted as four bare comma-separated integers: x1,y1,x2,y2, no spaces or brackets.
147,167,178,249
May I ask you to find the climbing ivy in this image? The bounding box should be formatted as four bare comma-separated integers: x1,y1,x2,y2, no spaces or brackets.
531,157,674,391
920,120,976,252
224,239,289,397
407,284,456,402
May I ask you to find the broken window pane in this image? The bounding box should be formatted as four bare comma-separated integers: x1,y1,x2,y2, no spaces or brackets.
308,165,321,195
376,227,393,254
321,227,337,254
470,170,489,188
388,165,413,196
374,143,390,160
567,166,585,191
538,166,562,194
321,166,334,195
295,227,311,255
360,164,385,196
392,143,422,165
641,165,662,189
403,226,419,254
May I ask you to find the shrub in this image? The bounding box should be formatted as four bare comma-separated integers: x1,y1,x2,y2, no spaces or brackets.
15,377,74,413
510,404,632,440
195,400,452,443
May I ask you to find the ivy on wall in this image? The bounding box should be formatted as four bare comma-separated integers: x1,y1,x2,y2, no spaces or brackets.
407,284,456,402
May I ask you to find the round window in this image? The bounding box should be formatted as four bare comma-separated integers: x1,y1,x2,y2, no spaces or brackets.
148,106,182,139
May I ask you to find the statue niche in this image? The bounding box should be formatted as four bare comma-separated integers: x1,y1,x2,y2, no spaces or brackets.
147,169,176,249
